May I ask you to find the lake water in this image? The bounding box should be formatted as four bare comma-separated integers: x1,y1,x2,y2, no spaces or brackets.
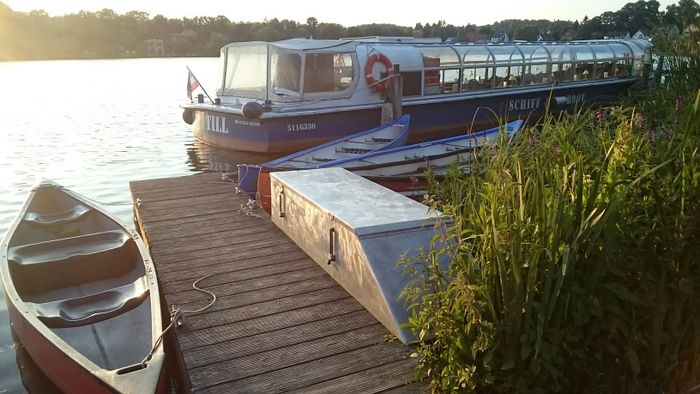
0,57,275,392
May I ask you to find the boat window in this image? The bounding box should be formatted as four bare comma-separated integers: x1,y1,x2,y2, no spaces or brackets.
463,46,494,66
608,42,633,77
548,45,573,63
495,65,523,88
589,44,615,79
462,67,492,91
222,44,268,99
441,69,461,93
303,53,355,94
524,63,550,85
552,63,573,83
423,56,441,95
417,47,461,66
571,45,596,80
271,52,301,96
521,46,550,63
490,45,524,65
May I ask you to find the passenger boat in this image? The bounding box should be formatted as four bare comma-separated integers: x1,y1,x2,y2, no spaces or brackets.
237,114,410,196
257,120,522,212
182,36,651,153
1,181,167,393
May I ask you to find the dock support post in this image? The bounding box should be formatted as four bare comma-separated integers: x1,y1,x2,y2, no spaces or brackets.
390,64,403,120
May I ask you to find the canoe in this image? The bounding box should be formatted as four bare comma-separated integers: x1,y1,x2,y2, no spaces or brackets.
1,181,167,393
258,120,523,212
237,114,410,196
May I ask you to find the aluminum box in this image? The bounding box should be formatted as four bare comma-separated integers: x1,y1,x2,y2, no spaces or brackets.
270,167,447,343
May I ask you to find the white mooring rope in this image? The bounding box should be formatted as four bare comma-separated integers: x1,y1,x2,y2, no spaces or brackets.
140,273,217,367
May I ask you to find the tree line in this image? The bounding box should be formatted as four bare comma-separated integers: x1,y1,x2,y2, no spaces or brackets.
0,0,698,61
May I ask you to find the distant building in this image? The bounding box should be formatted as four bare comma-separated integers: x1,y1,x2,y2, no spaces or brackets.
632,30,647,40
144,39,165,56
537,32,554,42
561,29,577,41
491,30,509,43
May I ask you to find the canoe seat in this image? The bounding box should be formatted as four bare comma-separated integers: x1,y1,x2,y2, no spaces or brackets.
312,157,333,162
8,230,140,295
339,147,372,154
29,277,149,328
23,204,91,227
371,137,393,143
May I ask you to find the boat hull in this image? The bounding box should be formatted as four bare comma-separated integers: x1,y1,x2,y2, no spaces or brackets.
5,291,114,393
190,79,635,153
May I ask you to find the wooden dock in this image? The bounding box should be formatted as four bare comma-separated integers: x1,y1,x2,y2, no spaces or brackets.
130,173,425,393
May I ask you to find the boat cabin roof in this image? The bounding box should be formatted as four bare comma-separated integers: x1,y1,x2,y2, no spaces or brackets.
215,37,650,102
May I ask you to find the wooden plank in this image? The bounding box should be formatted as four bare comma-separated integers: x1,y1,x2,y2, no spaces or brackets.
153,242,302,275
166,266,336,314
177,297,363,350
141,208,243,232
137,203,237,224
130,173,224,191
202,341,411,393
183,309,378,369
138,192,236,216
146,215,267,242
189,324,388,388
150,221,270,251
133,184,235,203
165,266,327,306
179,286,350,332
150,226,277,257
288,357,425,394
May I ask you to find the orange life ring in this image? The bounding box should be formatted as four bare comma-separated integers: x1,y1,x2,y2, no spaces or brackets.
365,53,394,93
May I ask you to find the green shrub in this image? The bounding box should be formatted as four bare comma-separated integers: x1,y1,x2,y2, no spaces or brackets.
402,32,700,393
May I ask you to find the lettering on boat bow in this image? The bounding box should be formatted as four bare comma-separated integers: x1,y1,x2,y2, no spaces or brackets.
206,115,229,134
508,97,542,111
234,119,261,127
554,93,586,106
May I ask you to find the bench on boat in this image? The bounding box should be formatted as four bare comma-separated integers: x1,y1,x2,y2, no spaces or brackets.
7,230,141,295
24,204,92,227
28,277,150,328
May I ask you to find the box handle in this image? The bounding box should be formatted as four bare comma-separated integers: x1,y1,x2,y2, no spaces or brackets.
327,228,336,265
278,188,285,217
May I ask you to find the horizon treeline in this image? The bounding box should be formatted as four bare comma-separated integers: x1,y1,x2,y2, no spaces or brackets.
0,0,698,61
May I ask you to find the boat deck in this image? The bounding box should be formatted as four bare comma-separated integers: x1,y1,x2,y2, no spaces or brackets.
129,173,425,393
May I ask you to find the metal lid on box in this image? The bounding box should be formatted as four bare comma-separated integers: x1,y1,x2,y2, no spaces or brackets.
271,168,442,237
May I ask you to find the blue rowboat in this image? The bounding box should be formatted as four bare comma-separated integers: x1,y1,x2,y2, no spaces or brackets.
237,114,410,196
257,120,523,213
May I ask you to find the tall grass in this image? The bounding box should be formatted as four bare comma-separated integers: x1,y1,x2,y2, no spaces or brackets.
402,32,700,392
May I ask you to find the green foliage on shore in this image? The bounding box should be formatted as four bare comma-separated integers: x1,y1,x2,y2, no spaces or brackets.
401,31,700,392
0,0,698,61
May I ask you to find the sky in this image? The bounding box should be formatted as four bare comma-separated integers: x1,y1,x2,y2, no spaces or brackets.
4,0,679,27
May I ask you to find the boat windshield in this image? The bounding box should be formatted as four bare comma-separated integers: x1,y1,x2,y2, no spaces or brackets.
221,43,268,99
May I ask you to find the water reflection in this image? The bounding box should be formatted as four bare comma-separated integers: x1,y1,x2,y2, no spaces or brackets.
186,139,279,174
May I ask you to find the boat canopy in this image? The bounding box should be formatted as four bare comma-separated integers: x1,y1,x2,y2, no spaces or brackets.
216,37,651,101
